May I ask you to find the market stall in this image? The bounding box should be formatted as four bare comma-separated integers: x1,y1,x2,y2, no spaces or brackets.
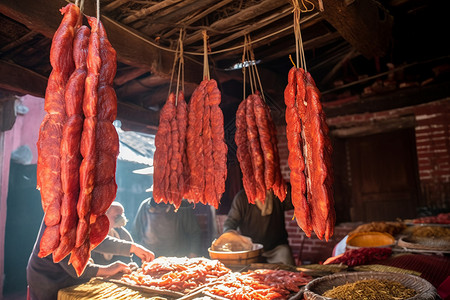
1,0,450,299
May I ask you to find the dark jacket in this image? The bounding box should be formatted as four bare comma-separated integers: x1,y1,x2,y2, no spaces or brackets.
91,226,134,265
223,186,293,251
132,198,201,257
27,220,133,300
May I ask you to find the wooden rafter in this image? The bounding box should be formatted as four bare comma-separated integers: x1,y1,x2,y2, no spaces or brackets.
162,0,235,38
184,0,290,45
0,0,203,82
121,0,184,24
138,0,219,37
0,59,47,97
310,0,393,58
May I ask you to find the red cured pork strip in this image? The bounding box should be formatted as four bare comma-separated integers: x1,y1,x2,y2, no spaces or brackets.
153,93,175,204
246,95,266,203
90,20,119,217
264,103,287,202
53,25,90,263
253,93,275,191
207,80,227,208
203,100,215,206
176,92,188,203
167,94,180,206
89,214,110,250
37,3,79,258
76,16,100,248
303,71,334,240
284,67,311,237
186,81,207,202
235,98,256,204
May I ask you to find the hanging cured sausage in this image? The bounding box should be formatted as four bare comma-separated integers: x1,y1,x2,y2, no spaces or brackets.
37,3,80,258
284,67,335,241
185,79,227,208
153,91,188,209
36,5,119,276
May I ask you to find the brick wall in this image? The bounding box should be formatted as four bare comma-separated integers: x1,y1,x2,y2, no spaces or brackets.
273,97,450,264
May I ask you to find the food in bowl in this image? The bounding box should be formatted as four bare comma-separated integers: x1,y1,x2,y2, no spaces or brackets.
346,231,395,249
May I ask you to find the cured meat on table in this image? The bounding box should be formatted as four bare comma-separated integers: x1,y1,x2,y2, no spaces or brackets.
284,67,335,241
36,5,119,276
235,92,286,204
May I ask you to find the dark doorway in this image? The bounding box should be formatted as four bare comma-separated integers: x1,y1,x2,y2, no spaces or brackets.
345,128,420,221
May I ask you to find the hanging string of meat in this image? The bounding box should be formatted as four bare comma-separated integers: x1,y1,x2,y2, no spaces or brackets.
303,71,335,240
37,3,79,258
284,68,311,237
53,25,90,263
90,20,119,218
70,16,101,276
37,4,119,276
153,91,188,209
186,81,207,202
235,98,257,204
284,67,334,241
235,92,287,205
185,79,227,208
207,80,227,209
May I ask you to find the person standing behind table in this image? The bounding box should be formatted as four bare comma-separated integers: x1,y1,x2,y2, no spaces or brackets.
222,185,295,265
132,197,202,258
27,219,155,300
91,201,134,265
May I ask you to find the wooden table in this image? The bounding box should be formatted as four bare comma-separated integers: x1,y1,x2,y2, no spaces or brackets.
58,278,178,300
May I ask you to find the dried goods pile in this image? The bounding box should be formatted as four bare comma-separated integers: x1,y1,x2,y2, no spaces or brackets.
36,3,118,276
284,67,335,241
204,269,311,299
322,279,417,300
235,92,287,204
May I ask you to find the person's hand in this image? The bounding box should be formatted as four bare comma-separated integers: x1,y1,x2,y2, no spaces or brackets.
96,261,131,277
130,243,155,262
128,262,139,272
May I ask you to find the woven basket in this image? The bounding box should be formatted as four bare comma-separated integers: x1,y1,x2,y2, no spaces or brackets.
304,272,437,300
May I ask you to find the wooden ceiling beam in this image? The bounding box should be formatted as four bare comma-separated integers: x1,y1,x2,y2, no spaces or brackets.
0,59,47,97
121,0,184,24
184,0,290,45
212,12,321,61
114,67,149,87
0,0,203,82
162,0,235,38
311,0,393,58
138,0,218,37
260,31,342,63
208,6,292,51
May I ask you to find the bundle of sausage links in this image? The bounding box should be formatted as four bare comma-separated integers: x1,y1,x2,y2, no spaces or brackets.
153,91,188,209
36,4,119,276
235,92,287,204
153,79,227,209
284,67,335,241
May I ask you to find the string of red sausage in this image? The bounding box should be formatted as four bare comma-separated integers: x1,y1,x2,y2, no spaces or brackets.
284,67,335,241
153,79,227,209
36,4,119,276
235,92,287,204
